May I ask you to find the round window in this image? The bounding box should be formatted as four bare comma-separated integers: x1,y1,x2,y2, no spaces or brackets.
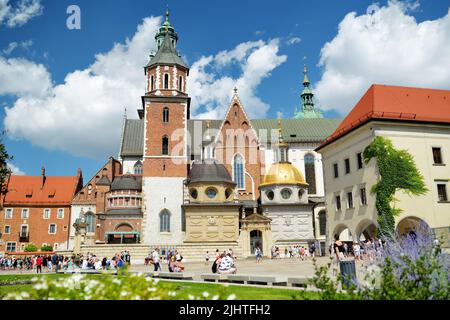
225,188,233,199
205,188,217,199
189,188,198,199
281,188,292,200
266,190,274,201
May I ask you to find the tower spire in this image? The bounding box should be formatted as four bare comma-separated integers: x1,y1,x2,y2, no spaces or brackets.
276,112,289,163
293,62,323,119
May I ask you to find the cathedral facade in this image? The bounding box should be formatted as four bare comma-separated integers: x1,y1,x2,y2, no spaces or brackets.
68,11,341,258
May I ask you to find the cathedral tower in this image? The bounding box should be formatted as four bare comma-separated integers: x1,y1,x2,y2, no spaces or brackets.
140,9,190,245
293,64,323,119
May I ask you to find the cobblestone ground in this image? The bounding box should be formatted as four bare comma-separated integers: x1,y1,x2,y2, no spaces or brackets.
0,256,371,282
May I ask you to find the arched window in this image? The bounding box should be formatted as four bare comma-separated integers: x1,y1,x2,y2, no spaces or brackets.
178,76,183,91
233,154,244,189
86,212,96,233
164,74,169,89
162,136,169,155
318,211,326,236
305,154,316,194
133,161,143,175
163,107,169,123
160,209,170,232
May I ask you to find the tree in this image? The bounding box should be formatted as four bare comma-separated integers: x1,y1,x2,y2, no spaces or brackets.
0,132,13,192
363,136,428,238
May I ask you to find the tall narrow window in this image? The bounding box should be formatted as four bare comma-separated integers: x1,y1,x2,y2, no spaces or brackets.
178,76,183,91
357,152,363,169
336,195,341,211
344,158,351,174
162,136,169,155
233,154,244,189
333,163,339,178
360,187,367,205
20,225,28,237
21,209,29,219
160,210,171,232
304,154,316,194
134,161,143,175
318,211,326,236
164,74,169,89
86,213,96,233
347,192,354,209
432,147,443,164
163,107,169,123
437,184,448,202
150,75,154,91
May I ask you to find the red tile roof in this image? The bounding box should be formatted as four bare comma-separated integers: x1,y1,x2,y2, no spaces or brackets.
3,175,81,205
317,84,450,150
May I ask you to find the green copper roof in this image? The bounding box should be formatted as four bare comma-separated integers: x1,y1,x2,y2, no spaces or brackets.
251,118,341,143
146,29,188,69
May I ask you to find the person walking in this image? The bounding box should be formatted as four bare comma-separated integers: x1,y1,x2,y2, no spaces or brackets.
152,248,162,272
36,255,42,274
255,246,262,263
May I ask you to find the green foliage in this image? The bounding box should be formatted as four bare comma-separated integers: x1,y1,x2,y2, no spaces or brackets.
24,244,38,252
0,133,12,192
363,136,428,238
2,272,237,300
40,245,53,252
308,232,450,300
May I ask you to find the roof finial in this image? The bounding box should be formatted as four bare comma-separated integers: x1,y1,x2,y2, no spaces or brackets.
164,5,170,31
233,86,238,95
303,61,310,87
124,107,127,119
277,112,283,143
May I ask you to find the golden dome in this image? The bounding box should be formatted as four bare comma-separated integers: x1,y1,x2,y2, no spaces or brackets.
260,162,308,187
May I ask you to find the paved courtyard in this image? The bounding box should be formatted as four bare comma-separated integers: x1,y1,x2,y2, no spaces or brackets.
0,256,371,282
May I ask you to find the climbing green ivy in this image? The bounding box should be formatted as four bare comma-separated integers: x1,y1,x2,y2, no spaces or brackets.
363,136,428,239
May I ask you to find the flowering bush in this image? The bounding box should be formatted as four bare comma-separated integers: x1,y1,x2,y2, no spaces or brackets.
2,272,236,300
310,228,450,300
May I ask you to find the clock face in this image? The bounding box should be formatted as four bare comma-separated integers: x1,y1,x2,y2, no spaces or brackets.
281,188,292,200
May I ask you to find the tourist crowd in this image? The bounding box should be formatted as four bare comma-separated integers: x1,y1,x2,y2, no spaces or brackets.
0,251,132,273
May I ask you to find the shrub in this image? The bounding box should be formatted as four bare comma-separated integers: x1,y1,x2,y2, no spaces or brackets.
2,272,236,300
40,245,53,252
24,244,38,252
309,227,450,300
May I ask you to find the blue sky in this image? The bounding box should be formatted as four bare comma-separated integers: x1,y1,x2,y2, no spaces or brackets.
0,0,449,180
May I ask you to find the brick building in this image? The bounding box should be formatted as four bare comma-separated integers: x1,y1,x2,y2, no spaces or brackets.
0,167,82,253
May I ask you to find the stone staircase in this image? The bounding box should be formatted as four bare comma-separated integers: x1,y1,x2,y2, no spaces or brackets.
77,242,245,264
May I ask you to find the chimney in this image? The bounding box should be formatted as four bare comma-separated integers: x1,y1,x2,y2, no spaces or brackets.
41,165,46,189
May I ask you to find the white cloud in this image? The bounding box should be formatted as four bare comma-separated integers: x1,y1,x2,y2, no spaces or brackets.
2,16,286,160
7,162,25,175
0,0,43,28
3,16,162,159
189,39,287,119
0,56,51,97
287,37,301,46
314,0,450,115
3,39,33,55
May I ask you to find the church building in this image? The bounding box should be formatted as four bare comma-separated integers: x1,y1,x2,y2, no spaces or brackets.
68,10,341,259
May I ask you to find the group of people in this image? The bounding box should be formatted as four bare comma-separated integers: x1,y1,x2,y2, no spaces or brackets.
0,251,132,273
269,243,317,260
211,249,237,274
331,236,384,263
145,248,185,273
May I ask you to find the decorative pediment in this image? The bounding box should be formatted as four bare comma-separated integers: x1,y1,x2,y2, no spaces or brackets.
241,213,272,223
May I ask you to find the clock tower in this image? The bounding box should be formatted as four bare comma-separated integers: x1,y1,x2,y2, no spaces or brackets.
140,9,190,245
